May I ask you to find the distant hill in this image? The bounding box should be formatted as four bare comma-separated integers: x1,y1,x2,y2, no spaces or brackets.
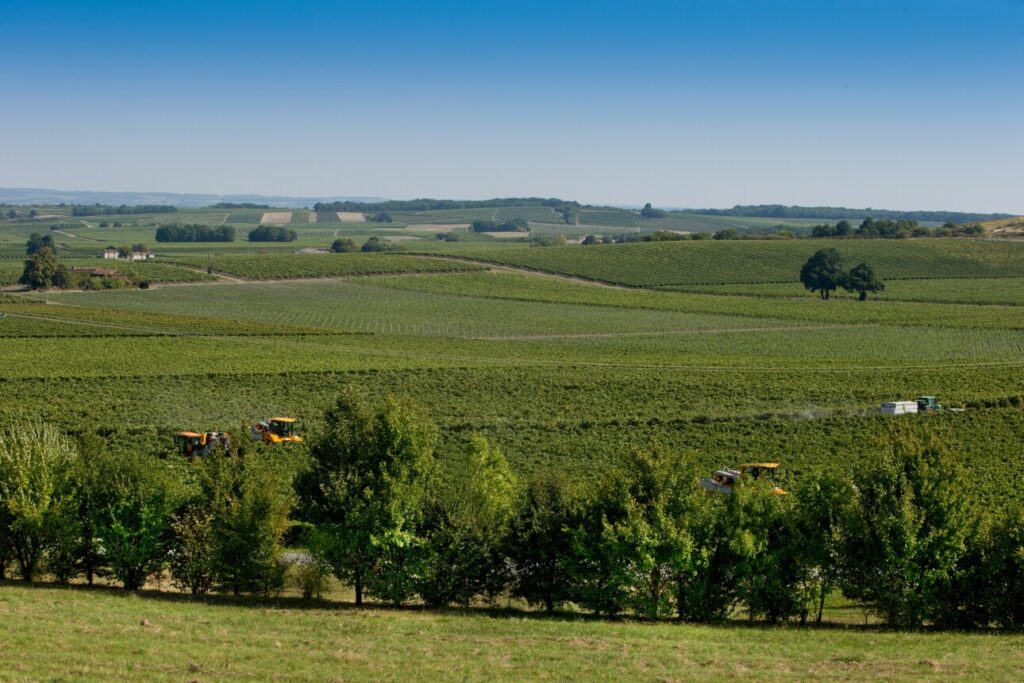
0,187,384,209
685,204,1014,224
978,216,1024,236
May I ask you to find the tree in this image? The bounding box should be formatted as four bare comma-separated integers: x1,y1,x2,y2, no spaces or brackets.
94,451,180,590
581,235,603,245
728,480,813,624
0,420,79,581
799,248,844,299
509,471,579,612
19,247,68,290
673,495,741,622
249,225,298,242
713,228,740,240
842,261,884,301
418,435,517,607
984,510,1024,627
298,390,437,605
603,447,696,618
792,469,856,623
330,238,358,253
360,236,389,252
6,208,16,219
370,212,393,223
840,434,975,627
26,232,55,255
640,203,666,219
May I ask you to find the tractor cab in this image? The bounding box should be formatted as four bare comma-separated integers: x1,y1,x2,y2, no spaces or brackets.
916,396,943,412
701,462,786,495
174,431,228,457
251,417,303,444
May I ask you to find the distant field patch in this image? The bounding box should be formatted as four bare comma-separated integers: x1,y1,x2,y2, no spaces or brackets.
405,223,469,233
167,252,486,280
291,210,312,223
260,212,292,224
336,211,366,223
315,211,340,223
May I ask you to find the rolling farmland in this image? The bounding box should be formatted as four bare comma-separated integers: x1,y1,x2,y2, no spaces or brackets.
1,228,1024,667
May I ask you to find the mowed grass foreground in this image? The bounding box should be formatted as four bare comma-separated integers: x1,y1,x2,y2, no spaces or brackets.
2,584,1023,681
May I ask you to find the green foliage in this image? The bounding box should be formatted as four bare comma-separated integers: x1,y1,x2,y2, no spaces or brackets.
418,435,517,607
155,223,235,242
602,447,696,618
25,232,54,255
248,225,298,242
93,451,180,590
299,389,437,605
329,237,358,253
799,248,844,299
842,261,885,300
19,247,69,290
640,203,666,219
840,433,975,627
0,420,78,581
509,471,579,612
471,218,529,233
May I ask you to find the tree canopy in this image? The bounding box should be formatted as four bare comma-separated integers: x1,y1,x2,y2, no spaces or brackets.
799,248,845,299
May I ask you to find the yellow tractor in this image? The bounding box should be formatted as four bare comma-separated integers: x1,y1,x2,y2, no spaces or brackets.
250,417,303,444
701,462,787,495
174,431,229,457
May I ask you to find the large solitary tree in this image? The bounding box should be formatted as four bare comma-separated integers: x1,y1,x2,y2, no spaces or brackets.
799,248,844,299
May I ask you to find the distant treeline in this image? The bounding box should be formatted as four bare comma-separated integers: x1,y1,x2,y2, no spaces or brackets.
809,218,985,239
155,223,235,242
71,204,177,216
248,225,297,242
471,218,529,233
209,202,271,209
694,204,1011,223
313,197,578,212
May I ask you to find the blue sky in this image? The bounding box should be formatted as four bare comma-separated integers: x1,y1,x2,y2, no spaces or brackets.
1,0,1021,211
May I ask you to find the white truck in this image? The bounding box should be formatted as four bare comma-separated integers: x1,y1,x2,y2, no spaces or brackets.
880,400,919,415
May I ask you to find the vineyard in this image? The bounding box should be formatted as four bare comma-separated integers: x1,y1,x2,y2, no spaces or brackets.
426,239,1024,286
0,236,1021,514
163,253,485,279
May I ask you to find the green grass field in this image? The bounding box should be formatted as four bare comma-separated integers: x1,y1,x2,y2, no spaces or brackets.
1,584,1022,682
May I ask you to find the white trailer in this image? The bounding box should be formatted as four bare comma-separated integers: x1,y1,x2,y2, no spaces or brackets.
880,401,919,415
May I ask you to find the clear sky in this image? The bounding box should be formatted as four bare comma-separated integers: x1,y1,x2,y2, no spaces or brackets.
1,0,1021,211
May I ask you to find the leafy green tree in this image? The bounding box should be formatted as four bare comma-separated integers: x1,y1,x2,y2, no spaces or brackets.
799,248,844,299
566,484,630,616
603,447,696,618
0,420,79,581
360,236,390,252
842,261,884,300
94,451,180,590
418,435,517,607
713,228,740,240
792,468,856,623
672,494,740,622
984,510,1024,627
25,232,55,255
640,203,666,218
840,434,975,627
19,247,68,290
728,480,813,624
169,507,216,595
330,238,358,253
509,471,579,612
298,390,437,605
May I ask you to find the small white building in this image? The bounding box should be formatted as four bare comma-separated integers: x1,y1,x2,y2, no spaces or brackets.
101,248,119,259
127,251,155,261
